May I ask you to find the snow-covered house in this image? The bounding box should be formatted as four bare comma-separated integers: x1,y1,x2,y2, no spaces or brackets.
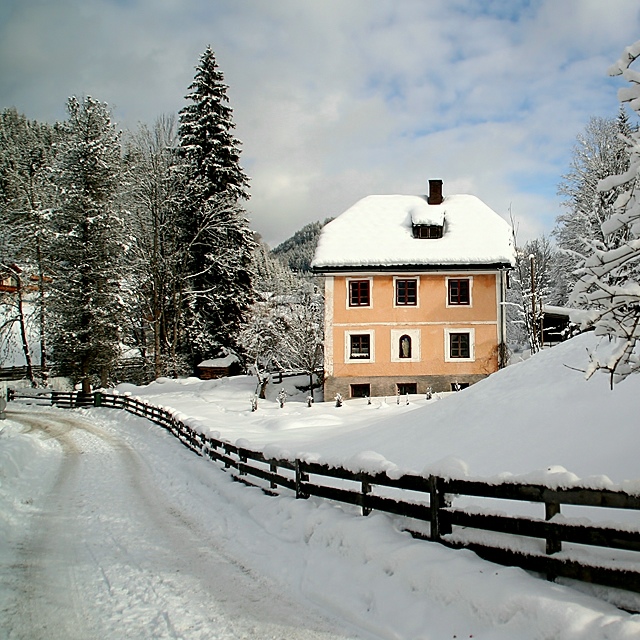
311,180,516,399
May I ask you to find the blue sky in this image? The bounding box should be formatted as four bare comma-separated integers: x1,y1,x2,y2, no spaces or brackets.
1,0,639,246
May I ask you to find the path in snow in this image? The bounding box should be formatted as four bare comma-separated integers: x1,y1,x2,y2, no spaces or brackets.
0,408,364,640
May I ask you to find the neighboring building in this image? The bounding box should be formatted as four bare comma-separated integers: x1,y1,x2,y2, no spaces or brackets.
197,354,242,380
541,305,582,346
311,180,516,399
0,266,20,296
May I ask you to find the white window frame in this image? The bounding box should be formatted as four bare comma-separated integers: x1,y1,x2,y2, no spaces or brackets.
444,328,475,362
445,276,473,308
345,329,375,363
393,276,420,308
346,277,373,309
390,328,421,362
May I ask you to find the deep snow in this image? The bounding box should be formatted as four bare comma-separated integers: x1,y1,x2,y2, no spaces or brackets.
2,332,640,638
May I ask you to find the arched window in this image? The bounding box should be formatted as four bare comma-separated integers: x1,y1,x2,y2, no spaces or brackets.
399,335,412,359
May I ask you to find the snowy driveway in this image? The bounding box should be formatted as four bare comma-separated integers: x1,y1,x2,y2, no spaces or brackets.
0,407,364,640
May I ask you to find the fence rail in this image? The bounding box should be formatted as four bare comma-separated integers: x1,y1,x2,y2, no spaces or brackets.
7,388,640,596
0,366,43,381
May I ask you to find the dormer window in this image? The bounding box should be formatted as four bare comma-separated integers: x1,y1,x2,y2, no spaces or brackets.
413,224,443,239
410,196,445,239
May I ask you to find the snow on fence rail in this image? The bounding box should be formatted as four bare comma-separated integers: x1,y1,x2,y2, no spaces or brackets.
7,388,640,595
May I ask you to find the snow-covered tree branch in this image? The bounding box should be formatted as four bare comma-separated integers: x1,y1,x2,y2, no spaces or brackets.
570,40,640,386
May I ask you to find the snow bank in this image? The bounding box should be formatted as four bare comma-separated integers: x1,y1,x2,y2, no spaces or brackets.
120,333,640,490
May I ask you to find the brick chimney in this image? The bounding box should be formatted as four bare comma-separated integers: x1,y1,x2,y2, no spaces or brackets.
428,179,443,205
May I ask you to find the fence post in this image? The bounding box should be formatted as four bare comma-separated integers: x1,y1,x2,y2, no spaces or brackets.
270,462,278,490
361,479,372,516
295,460,309,499
94,391,102,407
429,476,451,541
545,501,562,555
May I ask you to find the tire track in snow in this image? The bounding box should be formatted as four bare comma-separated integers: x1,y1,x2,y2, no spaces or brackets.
1,408,366,640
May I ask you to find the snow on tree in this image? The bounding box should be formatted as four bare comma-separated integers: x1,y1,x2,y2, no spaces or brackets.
49,96,125,392
178,46,255,367
239,241,324,397
570,40,640,386
122,115,190,379
0,108,58,382
554,110,634,303
271,218,333,273
506,214,558,355
273,282,324,398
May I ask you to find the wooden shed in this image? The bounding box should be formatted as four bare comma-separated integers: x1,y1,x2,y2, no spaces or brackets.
197,354,242,380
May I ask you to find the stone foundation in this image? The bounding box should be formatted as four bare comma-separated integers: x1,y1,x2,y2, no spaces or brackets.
324,374,489,400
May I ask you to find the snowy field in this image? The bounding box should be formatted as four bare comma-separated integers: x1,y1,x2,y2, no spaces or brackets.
1,332,640,638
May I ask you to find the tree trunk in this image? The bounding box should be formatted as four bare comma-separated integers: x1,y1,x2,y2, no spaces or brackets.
14,272,36,388
36,238,49,386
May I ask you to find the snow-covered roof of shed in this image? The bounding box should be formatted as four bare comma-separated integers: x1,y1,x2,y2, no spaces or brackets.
312,194,515,270
198,354,239,368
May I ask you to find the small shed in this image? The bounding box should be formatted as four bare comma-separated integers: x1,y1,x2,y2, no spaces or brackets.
542,305,578,345
197,354,242,380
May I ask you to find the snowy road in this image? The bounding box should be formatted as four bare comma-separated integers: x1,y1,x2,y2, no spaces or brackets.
0,408,365,640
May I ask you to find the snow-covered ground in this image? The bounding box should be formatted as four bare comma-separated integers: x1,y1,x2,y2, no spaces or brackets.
2,332,640,638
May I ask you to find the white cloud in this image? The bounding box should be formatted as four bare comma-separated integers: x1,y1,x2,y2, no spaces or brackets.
1,0,639,246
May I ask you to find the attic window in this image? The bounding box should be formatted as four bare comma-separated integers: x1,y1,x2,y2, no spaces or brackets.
413,224,443,239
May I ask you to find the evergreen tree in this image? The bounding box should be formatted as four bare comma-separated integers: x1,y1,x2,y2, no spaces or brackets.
49,96,125,392
570,40,640,385
555,111,633,303
178,46,255,367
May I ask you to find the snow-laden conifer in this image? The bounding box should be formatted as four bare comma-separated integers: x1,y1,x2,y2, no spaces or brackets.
49,96,125,392
178,46,255,367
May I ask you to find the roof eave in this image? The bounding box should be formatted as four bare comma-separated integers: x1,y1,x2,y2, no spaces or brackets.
311,262,514,274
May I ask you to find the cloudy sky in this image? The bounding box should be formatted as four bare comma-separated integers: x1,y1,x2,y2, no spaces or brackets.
1,1,639,247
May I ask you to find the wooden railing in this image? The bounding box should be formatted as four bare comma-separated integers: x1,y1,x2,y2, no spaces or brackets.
0,365,43,381
7,388,640,595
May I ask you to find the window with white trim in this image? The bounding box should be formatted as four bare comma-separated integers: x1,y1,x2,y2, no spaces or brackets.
444,328,475,362
447,277,472,306
348,279,371,307
395,278,418,306
345,330,375,362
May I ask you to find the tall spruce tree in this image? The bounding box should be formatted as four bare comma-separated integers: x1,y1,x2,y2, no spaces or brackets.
49,96,125,392
178,46,255,367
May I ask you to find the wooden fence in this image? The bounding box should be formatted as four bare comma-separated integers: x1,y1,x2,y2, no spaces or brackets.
7,388,640,595
0,366,43,381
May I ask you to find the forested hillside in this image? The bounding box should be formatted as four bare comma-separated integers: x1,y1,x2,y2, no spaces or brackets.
271,218,333,273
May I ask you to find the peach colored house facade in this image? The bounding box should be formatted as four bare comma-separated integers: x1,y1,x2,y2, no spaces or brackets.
312,181,515,400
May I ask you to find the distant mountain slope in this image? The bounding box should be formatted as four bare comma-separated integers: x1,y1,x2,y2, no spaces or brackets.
271,218,333,273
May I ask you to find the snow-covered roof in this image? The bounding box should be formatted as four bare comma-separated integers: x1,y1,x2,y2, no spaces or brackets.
198,354,239,368
312,194,515,271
